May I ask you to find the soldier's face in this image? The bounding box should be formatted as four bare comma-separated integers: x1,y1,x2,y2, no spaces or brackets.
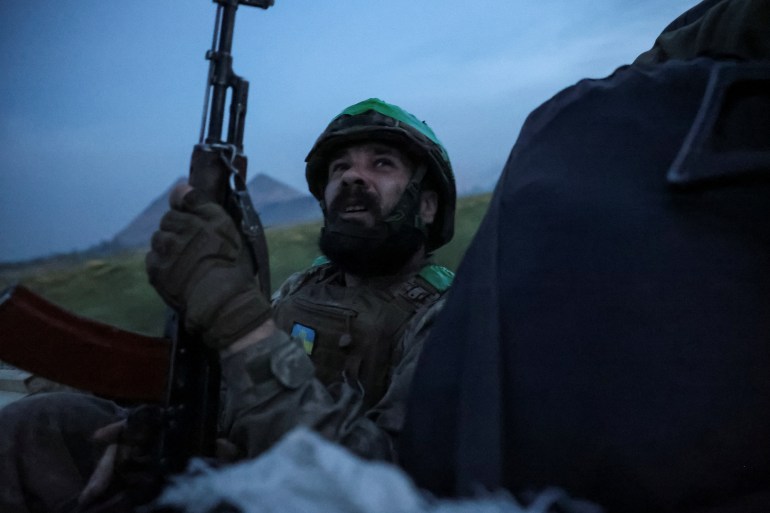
324,142,414,228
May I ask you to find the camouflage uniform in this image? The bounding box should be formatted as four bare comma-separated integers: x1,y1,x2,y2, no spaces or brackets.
222,261,451,460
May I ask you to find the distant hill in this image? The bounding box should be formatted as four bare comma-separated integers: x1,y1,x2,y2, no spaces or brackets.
246,173,307,206
259,195,322,227
0,192,492,336
109,174,322,251
247,174,322,228
109,178,185,250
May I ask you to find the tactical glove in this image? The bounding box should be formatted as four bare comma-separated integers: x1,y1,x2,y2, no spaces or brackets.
146,189,272,349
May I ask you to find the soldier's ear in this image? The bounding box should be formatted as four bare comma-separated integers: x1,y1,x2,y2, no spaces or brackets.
419,190,438,225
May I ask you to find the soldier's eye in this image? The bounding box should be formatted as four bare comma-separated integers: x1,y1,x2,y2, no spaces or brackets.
330,161,350,174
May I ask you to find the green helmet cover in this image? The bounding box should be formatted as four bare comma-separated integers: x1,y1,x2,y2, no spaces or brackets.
336,99,451,162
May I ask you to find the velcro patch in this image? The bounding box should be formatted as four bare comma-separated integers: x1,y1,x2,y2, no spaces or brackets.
291,323,316,355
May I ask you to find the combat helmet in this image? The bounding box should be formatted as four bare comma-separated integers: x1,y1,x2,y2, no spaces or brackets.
305,98,456,251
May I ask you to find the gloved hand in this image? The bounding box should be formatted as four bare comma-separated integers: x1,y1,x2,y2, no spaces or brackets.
146,188,272,349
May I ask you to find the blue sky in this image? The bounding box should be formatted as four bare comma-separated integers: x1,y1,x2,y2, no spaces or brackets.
0,0,700,262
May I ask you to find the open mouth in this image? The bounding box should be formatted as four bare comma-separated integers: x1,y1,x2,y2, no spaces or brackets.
329,188,379,223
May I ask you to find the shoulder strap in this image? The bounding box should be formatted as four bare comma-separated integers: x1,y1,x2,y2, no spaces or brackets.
390,264,454,311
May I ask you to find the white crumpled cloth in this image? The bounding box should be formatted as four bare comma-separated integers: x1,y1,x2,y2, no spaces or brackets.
151,427,602,513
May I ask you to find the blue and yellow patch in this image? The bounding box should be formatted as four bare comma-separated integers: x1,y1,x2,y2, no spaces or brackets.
291,323,316,355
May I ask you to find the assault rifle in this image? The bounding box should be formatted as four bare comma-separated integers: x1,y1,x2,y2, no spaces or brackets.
0,0,274,491
160,0,274,476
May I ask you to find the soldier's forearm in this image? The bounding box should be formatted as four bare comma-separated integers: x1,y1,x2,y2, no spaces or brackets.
220,318,278,357
219,325,397,460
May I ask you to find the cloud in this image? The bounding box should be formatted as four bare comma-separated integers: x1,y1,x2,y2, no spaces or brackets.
0,0,704,261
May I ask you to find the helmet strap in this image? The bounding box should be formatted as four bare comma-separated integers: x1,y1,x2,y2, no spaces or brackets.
382,164,428,237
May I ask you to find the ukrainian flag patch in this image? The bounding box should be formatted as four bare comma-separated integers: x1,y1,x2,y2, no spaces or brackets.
291,323,316,355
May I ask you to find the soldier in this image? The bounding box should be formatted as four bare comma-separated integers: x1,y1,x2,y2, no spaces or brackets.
0,98,457,512
401,0,770,511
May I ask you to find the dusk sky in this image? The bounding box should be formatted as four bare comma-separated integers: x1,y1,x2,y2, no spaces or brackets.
0,0,700,262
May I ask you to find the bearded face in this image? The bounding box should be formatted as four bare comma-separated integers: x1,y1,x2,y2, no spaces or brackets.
319,142,430,277
320,185,426,277
325,184,383,227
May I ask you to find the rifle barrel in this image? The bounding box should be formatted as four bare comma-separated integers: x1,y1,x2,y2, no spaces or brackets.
206,2,238,145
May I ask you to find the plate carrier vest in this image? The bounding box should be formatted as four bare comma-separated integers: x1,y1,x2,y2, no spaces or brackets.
273,262,453,409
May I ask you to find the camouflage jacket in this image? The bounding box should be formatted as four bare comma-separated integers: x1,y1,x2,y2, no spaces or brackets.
220,261,451,462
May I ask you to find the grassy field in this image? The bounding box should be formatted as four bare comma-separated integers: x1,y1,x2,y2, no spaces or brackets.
0,193,491,336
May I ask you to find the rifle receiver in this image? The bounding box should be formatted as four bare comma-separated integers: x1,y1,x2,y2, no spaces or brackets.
160,0,274,478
